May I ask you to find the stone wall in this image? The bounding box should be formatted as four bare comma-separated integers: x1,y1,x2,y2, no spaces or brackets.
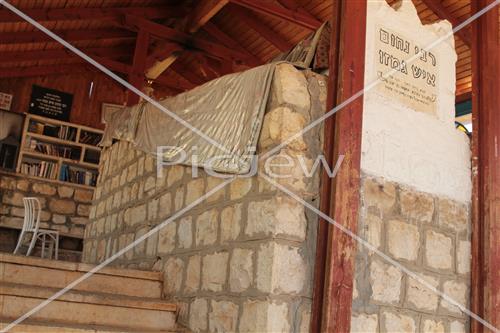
82,64,327,332
351,1,472,332
352,176,470,332
0,172,93,240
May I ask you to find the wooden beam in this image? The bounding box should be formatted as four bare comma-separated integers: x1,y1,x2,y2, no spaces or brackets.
186,0,229,33
153,73,195,91
227,4,293,52
0,29,135,44
420,0,471,46
128,29,150,105
145,43,183,79
0,46,131,63
320,0,366,332
0,5,185,23
203,22,261,66
124,15,254,64
230,0,322,30
470,1,500,332
0,64,90,78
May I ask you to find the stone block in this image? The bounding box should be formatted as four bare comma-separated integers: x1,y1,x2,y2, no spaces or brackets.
145,155,155,173
457,240,471,275
422,319,446,333
230,248,253,292
174,187,184,211
400,189,434,223
440,280,467,314
195,209,218,246
406,273,439,311
52,214,67,224
127,204,147,227
246,198,306,240
186,178,205,205
158,192,172,219
229,177,252,200
167,165,184,187
158,222,176,254
369,260,402,305
77,204,90,216
206,177,225,203
438,198,468,232
185,255,201,293
49,199,76,215
163,257,184,294
257,242,305,294
16,179,29,192
239,300,290,333
74,189,93,203
133,228,147,256
220,204,241,243
126,162,137,182
112,191,122,209
148,198,159,220
177,216,193,249
425,230,453,271
270,63,310,113
450,321,466,333
209,300,239,333
33,183,56,196
351,313,378,333
0,176,16,190
2,192,24,207
201,251,228,292
146,232,158,256
381,311,416,333
144,176,156,192
387,220,420,261
362,178,396,215
259,108,307,151
189,298,208,333
363,213,383,249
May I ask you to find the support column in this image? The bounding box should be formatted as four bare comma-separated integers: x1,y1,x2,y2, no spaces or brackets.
127,29,149,106
471,0,500,332
313,0,367,332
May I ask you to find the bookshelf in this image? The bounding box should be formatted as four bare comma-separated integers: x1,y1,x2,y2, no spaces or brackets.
16,114,103,188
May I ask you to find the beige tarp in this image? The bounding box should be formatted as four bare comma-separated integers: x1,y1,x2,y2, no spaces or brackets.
101,63,277,174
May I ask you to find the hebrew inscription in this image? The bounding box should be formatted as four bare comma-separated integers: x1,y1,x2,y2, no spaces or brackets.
375,26,439,115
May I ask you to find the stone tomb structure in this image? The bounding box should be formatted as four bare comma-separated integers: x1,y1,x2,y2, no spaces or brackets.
83,2,472,331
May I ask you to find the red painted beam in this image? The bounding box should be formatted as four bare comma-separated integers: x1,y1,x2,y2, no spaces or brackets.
128,29,150,105
230,0,321,30
320,1,366,332
154,73,195,91
0,46,131,63
203,22,261,66
227,4,293,52
0,64,90,78
0,29,135,44
145,42,182,70
470,1,500,332
0,5,185,23
186,0,229,33
420,0,471,46
124,15,255,65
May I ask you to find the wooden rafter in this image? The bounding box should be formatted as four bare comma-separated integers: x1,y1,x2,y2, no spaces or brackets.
0,29,135,44
227,4,293,52
186,0,230,33
0,64,90,78
420,0,471,46
124,15,254,64
0,5,185,23
127,29,150,105
0,46,131,63
230,0,322,30
203,22,261,66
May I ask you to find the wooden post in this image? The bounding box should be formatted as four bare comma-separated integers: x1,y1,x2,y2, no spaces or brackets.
127,29,149,106
470,0,500,332
313,0,367,332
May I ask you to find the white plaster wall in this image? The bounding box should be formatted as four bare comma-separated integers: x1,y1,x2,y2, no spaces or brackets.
361,0,471,203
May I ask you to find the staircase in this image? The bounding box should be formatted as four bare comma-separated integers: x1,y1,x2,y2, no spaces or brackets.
0,253,180,332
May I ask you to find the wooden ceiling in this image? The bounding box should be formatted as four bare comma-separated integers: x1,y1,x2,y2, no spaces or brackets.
0,0,487,99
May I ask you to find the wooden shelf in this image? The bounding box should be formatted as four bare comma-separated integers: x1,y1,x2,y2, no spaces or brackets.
16,114,103,187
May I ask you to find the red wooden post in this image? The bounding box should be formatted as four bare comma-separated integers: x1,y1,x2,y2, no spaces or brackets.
314,0,367,332
127,29,149,106
470,1,500,332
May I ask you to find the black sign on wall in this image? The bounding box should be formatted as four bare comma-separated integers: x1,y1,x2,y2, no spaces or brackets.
28,85,73,121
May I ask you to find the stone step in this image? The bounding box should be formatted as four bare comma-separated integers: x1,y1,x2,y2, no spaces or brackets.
0,253,163,298
0,283,177,332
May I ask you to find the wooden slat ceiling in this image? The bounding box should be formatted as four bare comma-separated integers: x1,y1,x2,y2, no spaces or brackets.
0,0,489,98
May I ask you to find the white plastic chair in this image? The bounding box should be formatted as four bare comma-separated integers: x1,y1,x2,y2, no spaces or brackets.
13,197,59,260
